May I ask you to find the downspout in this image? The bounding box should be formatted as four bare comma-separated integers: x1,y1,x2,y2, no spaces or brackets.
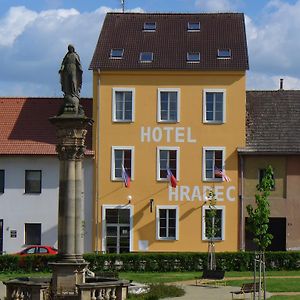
239,154,245,251
95,70,101,253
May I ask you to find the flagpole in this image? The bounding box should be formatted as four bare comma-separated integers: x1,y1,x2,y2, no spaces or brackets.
121,0,125,13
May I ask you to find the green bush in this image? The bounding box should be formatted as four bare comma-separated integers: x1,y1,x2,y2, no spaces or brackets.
2,251,300,273
127,284,185,300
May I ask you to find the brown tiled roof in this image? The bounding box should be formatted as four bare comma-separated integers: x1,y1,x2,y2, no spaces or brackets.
241,90,300,154
0,98,93,155
90,12,249,71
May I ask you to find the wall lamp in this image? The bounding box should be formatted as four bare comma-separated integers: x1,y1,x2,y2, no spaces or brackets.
149,199,154,213
127,195,132,204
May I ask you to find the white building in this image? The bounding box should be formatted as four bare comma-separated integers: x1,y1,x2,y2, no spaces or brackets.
0,97,93,254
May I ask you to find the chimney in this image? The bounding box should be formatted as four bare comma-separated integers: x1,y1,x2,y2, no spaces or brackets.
279,78,284,90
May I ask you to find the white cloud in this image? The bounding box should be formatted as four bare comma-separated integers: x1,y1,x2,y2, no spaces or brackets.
247,72,300,91
246,0,300,85
0,6,37,47
195,0,239,12
0,5,143,97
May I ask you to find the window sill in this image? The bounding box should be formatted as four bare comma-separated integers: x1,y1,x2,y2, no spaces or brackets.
157,120,179,124
203,121,224,125
157,238,177,241
203,179,223,183
113,120,134,123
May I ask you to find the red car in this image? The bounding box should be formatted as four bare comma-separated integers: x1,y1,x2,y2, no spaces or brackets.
17,245,58,255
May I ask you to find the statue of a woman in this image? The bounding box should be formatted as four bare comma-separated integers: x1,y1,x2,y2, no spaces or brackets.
59,44,83,98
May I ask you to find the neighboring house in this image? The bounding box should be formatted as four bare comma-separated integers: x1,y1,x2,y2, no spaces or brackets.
90,13,249,253
0,97,93,254
239,90,300,251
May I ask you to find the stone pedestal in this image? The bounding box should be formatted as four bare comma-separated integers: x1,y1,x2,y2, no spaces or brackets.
49,114,92,297
50,262,88,296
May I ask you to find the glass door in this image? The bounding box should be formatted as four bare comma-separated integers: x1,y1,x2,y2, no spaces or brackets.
105,209,130,254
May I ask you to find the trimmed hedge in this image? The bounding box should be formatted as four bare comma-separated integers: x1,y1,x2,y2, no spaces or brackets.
1,252,300,273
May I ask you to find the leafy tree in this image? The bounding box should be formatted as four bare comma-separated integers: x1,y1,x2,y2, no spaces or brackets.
246,165,274,251
205,189,220,271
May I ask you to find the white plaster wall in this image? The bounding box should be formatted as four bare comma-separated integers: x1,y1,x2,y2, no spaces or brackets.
0,156,93,254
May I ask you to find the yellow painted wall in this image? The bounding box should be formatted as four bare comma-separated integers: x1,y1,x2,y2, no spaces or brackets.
93,70,246,252
243,156,286,199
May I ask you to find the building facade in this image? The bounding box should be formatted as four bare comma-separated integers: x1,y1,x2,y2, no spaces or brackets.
239,90,300,251
90,13,249,253
0,98,93,254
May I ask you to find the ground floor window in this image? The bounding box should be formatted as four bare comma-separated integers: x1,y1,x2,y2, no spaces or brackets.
25,223,41,245
156,206,179,240
202,206,225,241
103,207,132,254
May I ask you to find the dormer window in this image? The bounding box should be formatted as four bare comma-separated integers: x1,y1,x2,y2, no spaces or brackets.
187,52,200,62
110,48,124,59
188,22,200,31
143,22,156,31
217,49,231,59
140,52,153,63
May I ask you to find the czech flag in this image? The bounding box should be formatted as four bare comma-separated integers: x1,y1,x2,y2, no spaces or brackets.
167,168,177,188
122,165,131,188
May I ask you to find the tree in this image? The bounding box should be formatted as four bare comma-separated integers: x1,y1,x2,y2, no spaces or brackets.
246,165,274,300
205,189,220,271
246,165,274,251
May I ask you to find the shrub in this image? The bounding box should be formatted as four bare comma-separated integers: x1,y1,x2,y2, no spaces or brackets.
2,251,300,273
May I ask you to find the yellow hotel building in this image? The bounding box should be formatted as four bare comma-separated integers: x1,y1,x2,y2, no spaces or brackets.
89,13,249,253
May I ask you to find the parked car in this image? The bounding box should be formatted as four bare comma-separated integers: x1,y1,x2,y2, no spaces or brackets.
16,245,58,255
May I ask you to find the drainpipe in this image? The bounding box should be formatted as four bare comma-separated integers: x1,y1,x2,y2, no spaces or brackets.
239,154,245,251
95,70,101,253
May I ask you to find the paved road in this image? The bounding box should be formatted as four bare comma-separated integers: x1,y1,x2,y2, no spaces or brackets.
164,281,273,300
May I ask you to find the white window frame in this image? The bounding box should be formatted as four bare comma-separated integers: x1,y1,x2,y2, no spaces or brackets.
143,22,156,31
187,22,200,31
156,205,179,240
110,48,124,59
112,88,135,122
217,49,231,59
187,52,200,63
111,146,135,181
156,146,180,181
203,89,226,124
140,52,153,62
202,205,225,241
202,147,226,182
157,88,180,123
102,204,134,253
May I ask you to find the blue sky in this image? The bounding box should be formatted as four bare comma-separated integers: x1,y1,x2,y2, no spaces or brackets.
0,0,300,97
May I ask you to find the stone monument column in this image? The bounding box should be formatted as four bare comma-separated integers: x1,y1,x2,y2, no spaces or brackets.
49,44,93,297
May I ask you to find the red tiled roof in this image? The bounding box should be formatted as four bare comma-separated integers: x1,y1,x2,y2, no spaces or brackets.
90,12,249,71
0,97,93,155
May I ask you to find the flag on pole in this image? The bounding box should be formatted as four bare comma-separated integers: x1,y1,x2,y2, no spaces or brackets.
122,165,130,188
214,166,231,182
167,168,177,188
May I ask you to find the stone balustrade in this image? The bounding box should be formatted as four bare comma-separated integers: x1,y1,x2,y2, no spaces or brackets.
4,278,50,300
5,278,129,300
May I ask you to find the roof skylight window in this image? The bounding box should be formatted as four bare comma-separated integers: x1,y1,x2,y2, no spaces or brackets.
144,22,156,31
187,52,200,62
188,22,200,31
140,52,153,62
217,49,231,59
110,48,124,59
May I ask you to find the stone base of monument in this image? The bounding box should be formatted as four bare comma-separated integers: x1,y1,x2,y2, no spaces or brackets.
49,261,88,296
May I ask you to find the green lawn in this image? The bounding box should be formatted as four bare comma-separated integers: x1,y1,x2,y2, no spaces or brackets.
269,297,300,300
118,270,300,284
225,278,300,293
0,272,51,282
